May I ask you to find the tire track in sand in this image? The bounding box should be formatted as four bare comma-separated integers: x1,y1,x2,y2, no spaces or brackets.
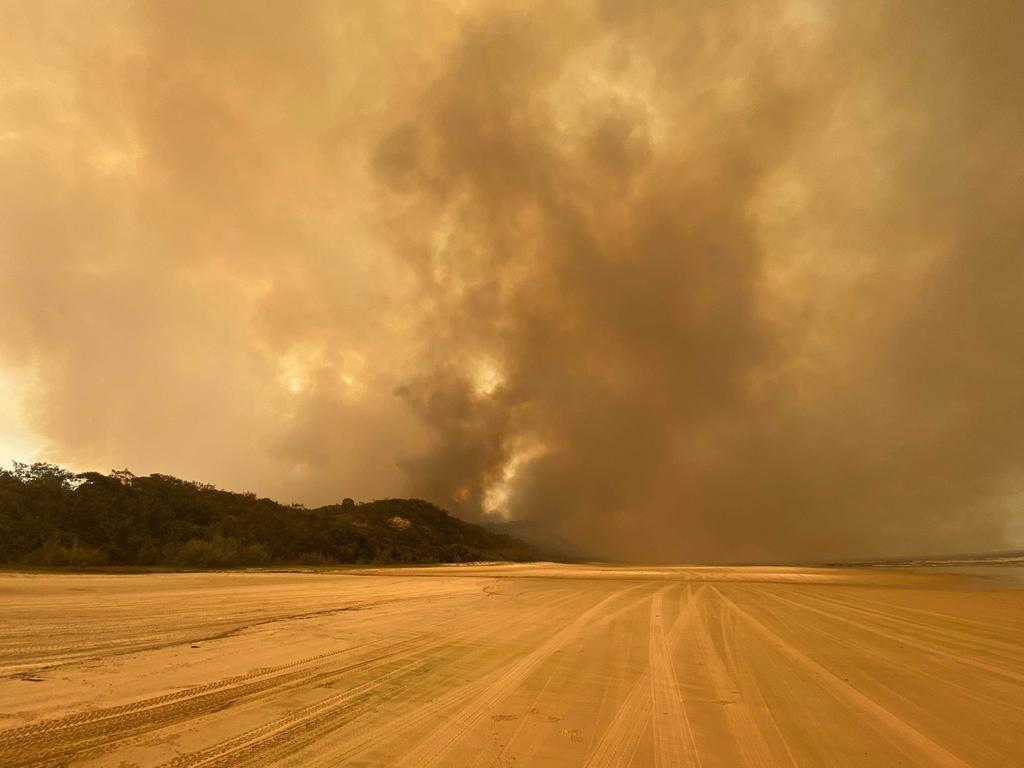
0,636,433,768
757,588,1024,687
161,656,435,768
479,587,659,768
789,588,1024,666
712,586,972,768
693,590,797,767
153,589,588,768
583,585,700,768
388,587,641,768
583,668,652,768
0,638,392,743
649,589,700,768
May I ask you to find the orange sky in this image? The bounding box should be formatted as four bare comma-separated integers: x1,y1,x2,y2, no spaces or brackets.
1,1,1022,561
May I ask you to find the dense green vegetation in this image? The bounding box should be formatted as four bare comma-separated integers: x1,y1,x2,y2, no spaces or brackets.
0,462,538,567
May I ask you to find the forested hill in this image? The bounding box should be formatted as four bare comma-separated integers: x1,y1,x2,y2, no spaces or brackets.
0,462,538,567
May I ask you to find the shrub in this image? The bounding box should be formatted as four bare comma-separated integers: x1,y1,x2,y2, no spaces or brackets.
22,537,107,567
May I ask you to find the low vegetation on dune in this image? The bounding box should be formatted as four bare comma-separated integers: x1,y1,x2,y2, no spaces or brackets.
0,462,538,567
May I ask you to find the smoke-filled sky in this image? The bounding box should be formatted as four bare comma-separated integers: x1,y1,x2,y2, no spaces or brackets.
2,0,1022,562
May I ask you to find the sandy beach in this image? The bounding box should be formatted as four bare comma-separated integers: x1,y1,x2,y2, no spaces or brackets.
1,564,1022,767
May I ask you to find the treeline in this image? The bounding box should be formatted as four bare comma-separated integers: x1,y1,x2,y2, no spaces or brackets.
0,463,538,567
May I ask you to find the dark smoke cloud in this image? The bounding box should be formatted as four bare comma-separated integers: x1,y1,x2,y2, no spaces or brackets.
1,1,1021,560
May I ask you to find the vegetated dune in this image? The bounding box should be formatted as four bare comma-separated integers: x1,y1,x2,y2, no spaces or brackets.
0,463,538,567
0,563,1022,767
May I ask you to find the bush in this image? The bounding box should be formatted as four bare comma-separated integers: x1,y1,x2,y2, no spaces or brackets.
175,536,242,568
22,537,108,567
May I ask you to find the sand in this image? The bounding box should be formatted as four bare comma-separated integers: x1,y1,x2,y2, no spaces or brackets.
0,563,1022,767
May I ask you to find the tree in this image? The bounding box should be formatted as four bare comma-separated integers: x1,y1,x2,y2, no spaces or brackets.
0,464,539,567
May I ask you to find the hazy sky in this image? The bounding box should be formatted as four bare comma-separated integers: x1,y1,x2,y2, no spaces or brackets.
2,0,1022,562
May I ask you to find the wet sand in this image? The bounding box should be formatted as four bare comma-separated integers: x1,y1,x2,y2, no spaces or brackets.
0,563,1022,767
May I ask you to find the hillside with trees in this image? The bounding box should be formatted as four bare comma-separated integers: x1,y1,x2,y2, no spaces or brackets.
0,462,538,567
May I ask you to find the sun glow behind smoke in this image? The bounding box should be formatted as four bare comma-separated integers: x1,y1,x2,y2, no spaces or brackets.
471,358,504,399
483,439,548,519
0,369,45,465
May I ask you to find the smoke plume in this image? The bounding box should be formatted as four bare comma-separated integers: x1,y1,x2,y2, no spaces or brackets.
1,1,1022,561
